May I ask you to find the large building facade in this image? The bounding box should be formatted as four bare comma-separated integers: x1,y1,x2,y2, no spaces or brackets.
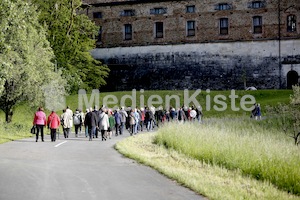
81,0,300,91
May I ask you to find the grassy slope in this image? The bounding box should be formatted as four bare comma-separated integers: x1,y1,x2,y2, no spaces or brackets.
116,134,300,200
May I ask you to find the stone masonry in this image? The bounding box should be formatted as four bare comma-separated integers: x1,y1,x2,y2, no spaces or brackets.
81,0,300,91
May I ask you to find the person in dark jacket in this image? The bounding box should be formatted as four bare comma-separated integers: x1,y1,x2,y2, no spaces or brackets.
145,107,154,131
170,107,177,121
93,106,100,138
84,107,98,141
114,109,122,136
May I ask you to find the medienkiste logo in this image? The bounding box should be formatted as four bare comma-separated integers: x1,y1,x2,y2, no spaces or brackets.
78,89,256,112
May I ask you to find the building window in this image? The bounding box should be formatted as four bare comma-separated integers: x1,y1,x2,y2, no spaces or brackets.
187,21,196,36
150,8,167,15
186,5,195,13
215,3,232,10
253,16,262,34
124,24,132,40
93,12,102,19
287,15,297,32
120,9,135,17
97,27,102,42
155,22,164,38
220,18,229,35
248,1,265,9
96,27,102,47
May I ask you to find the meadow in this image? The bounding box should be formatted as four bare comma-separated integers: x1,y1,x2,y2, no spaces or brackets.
0,89,299,199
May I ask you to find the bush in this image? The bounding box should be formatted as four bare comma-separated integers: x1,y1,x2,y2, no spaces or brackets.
0,121,31,143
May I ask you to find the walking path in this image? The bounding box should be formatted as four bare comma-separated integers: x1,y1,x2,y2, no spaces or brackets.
0,132,204,200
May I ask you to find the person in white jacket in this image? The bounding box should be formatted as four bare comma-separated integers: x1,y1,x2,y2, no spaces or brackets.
98,108,110,141
61,108,73,138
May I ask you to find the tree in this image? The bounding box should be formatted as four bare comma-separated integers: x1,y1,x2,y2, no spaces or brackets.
0,0,66,123
32,0,109,92
266,86,300,145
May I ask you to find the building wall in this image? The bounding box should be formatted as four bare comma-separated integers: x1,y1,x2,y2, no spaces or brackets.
82,0,300,47
91,39,300,90
80,0,300,91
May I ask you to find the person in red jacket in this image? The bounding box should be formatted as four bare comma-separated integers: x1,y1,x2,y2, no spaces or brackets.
47,110,61,142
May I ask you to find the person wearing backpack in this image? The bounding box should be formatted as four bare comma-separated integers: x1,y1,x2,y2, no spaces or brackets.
73,109,82,137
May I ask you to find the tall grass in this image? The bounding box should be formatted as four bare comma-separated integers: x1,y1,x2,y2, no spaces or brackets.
154,119,300,195
0,120,32,143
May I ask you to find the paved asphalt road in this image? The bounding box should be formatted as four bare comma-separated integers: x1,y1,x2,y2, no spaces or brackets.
0,131,204,200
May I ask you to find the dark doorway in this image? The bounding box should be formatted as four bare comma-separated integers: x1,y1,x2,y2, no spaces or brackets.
287,70,299,89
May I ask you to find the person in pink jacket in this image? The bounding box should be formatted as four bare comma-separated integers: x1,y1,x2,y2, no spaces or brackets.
47,111,61,142
33,107,47,142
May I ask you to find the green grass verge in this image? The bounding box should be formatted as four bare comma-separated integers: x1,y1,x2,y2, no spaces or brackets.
154,121,300,196
0,103,35,144
115,133,300,200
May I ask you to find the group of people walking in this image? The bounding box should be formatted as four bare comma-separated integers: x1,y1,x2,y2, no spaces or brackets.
33,102,264,143
32,105,204,142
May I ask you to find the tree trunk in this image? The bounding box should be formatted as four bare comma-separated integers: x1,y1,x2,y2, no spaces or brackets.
5,106,13,123
296,132,300,146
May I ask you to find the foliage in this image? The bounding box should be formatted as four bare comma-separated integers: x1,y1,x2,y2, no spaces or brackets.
291,85,300,105
0,0,66,122
154,121,300,195
31,0,109,92
266,86,300,145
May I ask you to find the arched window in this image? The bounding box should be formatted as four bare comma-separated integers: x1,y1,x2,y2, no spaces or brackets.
287,70,299,89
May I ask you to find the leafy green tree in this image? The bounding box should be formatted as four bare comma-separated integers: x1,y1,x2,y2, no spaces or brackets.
32,0,109,92
0,0,66,123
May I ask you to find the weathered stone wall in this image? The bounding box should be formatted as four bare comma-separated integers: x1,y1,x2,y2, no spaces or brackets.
92,39,300,91
80,0,300,91
82,0,300,47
